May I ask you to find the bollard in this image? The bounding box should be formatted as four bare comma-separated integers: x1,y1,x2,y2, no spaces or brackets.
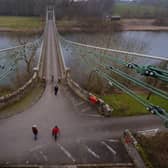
104,104,112,117
97,99,105,115
89,94,98,104
97,98,104,113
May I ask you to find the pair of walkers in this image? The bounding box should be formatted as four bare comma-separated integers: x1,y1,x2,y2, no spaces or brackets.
32,125,60,141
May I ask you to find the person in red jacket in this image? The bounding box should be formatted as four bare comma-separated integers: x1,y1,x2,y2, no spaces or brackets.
52,126,60,141
32,125,38,140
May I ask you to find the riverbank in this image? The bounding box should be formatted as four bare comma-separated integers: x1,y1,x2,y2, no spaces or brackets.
101,93,168,117
1,17,168,33
0,81,45,120
0,16,44,34
122,19,168,31
57,18,168,33
56,19,122,33
136,132,168,168
0,27,43,34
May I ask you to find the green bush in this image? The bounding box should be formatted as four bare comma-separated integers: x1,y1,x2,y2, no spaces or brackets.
136,143,153,168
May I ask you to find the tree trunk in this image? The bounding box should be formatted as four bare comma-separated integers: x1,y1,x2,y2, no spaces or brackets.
146,78,158,100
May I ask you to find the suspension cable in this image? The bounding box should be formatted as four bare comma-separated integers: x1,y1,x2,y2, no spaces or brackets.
60,37,168,82
83,52,168,100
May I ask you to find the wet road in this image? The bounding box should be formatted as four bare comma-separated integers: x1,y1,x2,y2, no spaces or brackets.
0,20,164,166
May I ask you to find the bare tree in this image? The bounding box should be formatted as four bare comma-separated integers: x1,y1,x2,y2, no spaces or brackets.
17,38,37,75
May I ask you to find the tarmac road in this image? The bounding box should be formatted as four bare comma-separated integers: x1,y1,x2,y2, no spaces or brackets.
0,20,164,166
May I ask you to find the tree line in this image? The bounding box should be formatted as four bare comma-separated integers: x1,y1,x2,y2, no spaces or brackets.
0,0,114,18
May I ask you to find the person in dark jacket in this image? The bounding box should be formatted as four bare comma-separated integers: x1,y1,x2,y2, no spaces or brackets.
32,125,38,140
52,126,60,141
54,85,59,96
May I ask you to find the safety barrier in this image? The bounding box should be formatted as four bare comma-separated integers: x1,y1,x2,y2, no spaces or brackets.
0,72,38,109
0,9,48,110
0,38,46,109
67,77,112,117
121,130,146,168
50,12,112,116
51,12,113,116
53,10,69,81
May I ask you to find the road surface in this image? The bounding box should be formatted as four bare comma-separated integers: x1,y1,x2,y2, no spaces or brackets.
0,20,164,166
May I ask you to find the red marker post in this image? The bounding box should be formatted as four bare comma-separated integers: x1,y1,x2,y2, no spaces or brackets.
89,95,98,104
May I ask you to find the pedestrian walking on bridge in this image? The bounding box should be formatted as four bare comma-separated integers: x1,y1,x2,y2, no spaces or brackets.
52,126,60,141
32,125,38,140
54,85,59,96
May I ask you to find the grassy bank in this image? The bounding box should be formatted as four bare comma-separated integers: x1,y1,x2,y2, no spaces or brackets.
57,19,122,33
136,132,168,168
113,3,166,18
101,94,168,116
0,16,43,31
0,82,45,119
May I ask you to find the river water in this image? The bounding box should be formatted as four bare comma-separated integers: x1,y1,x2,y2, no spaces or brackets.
63,31,168,58
62,31,168,86
0,31,168,87
0,32,40,87
0,32,39,49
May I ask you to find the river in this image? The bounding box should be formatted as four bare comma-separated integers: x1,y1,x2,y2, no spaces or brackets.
63,31,168,58
0,31,168,87
62,31,168,86
0,32,40,87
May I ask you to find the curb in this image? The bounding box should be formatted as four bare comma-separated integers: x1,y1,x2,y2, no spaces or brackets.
0,163,134,168
67,78,113,117
121,129,146,168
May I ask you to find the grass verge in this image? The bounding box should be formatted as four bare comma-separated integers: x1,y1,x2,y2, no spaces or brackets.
113,3,166,18
0,82,45,119
57,19,122,33
101,93,168,116
136,132,168,168
135,143,153,168
0,16,43,30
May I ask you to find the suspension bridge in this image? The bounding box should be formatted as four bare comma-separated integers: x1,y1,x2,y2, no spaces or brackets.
0,7,167,167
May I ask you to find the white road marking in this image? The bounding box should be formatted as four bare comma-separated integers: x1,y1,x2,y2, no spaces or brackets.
79,113,103,118
101,141,117,155
57,143,75,162
138,128,159,133
71,98,78,104
26,160,29,164
29,145,43,152
74,101,85,107
85,114,103,118
76,138,81,143
85,146,100,159
39,151,48,162
107,139,119,143
81,106,91,113
138,128,159,136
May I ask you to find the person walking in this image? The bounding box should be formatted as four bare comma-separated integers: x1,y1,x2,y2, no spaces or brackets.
32,125,38,140
54,85,59,96
52,126,60,141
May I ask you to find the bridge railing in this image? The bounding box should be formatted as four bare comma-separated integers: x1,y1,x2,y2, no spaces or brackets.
52,9,70,81
52,9,112,116
59,36,168,123
0,72,38,110
0,11,48,110
37,8,48,79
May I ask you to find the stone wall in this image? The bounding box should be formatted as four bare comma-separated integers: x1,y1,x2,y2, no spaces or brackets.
0,73,38,109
